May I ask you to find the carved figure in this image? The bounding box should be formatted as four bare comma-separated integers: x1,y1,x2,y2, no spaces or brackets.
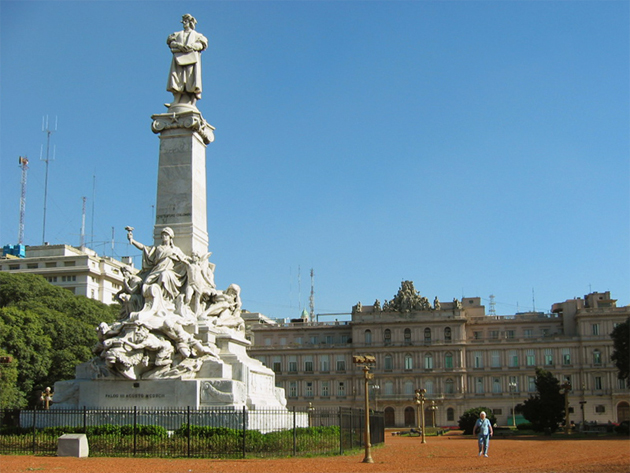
115,266,143,317
434,296,441,310
128,227,188,301
166,14,208,107
184,251,216,315
205,284,245,332
373,299,381,312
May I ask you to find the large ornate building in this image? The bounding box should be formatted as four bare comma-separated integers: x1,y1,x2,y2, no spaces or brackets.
248,282,630,428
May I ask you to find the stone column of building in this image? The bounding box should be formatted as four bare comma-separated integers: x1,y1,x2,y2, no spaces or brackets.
151,109,215,256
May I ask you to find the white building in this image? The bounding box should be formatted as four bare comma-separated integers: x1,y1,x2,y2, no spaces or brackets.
0,244,133,304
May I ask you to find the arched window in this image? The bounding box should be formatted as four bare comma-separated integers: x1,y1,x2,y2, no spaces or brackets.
384,381,394,395
364,329,372,346
424,328,432,343
384,329,392,346
424,380,434,395
444,327,452,342
446,407,455,421
445,378,455,394
404,380,414,395
593,349,602,365
445,352,454,369
404,353,413,370
424,353,434,370
404,328,412,345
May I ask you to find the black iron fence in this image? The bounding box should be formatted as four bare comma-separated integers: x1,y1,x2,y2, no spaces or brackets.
0,407,384,458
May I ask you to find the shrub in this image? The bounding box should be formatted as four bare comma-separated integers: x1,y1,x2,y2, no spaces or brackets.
516,422,533,431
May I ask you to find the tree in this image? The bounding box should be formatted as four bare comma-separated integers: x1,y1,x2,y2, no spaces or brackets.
611,317,629,387
0,273,118,408
458,406,497,435
516,368,565,434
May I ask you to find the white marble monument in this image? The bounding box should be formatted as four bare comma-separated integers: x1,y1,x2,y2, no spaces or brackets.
53,15,287,413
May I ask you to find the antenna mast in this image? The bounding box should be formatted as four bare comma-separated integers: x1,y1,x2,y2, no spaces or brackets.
488,294,496,316
297,265,302,313
90,175,96,248
41,116,57,244
80,197,87,248
18,156,29,244
309,268,315,321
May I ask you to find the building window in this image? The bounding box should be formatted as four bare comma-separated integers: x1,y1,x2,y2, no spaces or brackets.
304,355,313,372
493,408,503,415
8,264,20,270
384,354,393,371
424,353,433,370
446,407,455,421
288,356,297,373
473,331,482,340
474,351,483,369
320,354,330,372
544,349,553,366
425,380,434,395
305,381,314,398
404,381,414,395
491,350,500,368
490,330,499,340
508,350,519,368
337,381,346,397
506,330,515,339
475,378,484,394
27,263,38,269
528,376,536,392
273,356,282,373
63,261,76,267
594,376,603,390
444,352,453,369
295,337,303,345
404,354,413,371
336,356,346,372
264,338,271,346
325,335,333,344
45,262,56,268
595,405,606,414
591,324,600,336
280,337,287,346
524,329,534,338
310,335,318,345
445,379,454,394
424,328,431,343
384,381,394,396
562,348,571,365
444,327,452,341
289,381,297,398
593,350,602,365
492,377,501,394
526,349,535,367
384,329,392,346
321,381,330,397
404,328,412,346
364,329,372,346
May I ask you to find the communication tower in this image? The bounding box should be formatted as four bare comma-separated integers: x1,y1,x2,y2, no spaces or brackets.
18,156,29,244
309,268,315,321
488,294,496,316
41,116,57,244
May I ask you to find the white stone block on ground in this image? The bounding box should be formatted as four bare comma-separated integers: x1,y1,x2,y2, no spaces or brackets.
57,434,89,457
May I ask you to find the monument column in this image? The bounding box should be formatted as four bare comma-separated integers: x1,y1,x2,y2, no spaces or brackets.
151,110,215,256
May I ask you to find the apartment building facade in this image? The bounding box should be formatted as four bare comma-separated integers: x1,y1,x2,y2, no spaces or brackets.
0,244,132,304
249,282,630,428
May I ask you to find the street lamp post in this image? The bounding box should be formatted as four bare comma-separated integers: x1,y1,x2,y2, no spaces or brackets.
414,388,427,444
508,381,517,428
579,382,586,432
352,355,376,464
371,384,380,412
561,381,572,434
429,400,438,428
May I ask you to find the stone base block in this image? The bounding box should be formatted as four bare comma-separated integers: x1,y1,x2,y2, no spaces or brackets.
57,433,89,457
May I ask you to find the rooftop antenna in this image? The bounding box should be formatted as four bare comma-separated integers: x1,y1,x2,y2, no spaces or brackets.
488,294,496,316
40,116,57,244
90,175,96,248
532,288,536,312
298,265,302,313
111,226,115,256
80,196,87,248
309,268,315,321
17,156,29,244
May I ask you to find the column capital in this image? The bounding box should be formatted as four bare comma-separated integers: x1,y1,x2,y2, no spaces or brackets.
151,109,215,144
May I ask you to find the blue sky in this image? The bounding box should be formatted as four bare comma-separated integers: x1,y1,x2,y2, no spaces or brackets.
1,0,628,320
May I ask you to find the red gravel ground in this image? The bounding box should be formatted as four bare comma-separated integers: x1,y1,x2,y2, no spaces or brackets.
1,432,629,473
